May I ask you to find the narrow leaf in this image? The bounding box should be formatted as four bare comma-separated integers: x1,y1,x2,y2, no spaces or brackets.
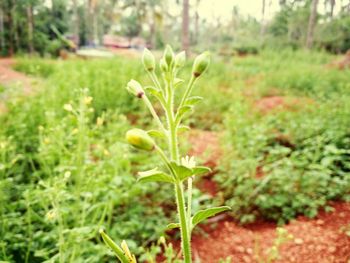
175,105,193,124
99,229,129,263
166,223,180,229
147,129,166,139
192,206,231,227
146,86,165,104
185,96,203,106
137,168,174,184
192,166,211,176
174,78,184,88
177,125,190,133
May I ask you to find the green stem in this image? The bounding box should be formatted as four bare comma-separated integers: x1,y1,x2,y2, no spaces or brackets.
142,95,167,134
175,182,192,263
164,69,191,262
187,177,193,232
178,76,196,110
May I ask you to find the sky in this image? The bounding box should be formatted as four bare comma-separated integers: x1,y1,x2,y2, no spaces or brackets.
197,0,280,21
194,0,342,22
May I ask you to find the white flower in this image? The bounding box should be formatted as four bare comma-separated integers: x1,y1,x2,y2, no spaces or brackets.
181,155,196,169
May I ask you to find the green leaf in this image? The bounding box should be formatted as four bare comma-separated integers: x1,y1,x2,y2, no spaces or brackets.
166,223,180,229
175,105,193,124
99,229,129,263
174,78,184,88
147,129,166,139
146,86,165,104
137,168,174,184
185,96,203,106
192,206,231,227
177,125,190,133
192,166,211,176
170,162,192,181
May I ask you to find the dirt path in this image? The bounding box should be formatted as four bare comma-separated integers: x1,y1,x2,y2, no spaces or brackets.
185,130,350,263
0,58,36,113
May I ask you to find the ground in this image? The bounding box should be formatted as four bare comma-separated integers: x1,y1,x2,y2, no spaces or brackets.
188,121,350,263
0,58,35,114
1,58,349,263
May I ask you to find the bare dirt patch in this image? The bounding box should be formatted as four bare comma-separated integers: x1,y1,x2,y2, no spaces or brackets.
188,129,222,169
254,96,314,114
191,202,350,263
327,50,350,70
0,58,38,114
0,58,34,95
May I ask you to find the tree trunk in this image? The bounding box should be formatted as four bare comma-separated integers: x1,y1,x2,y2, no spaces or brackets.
26,4,34,54
260,0,266,43
72,0,80,46
306,0,319,49
0,5,4,53
182,0,190,54
194,0,199,45
329,0,336,18
12,1,20,52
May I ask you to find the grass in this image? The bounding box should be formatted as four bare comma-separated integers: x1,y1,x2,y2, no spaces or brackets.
0,49,349,261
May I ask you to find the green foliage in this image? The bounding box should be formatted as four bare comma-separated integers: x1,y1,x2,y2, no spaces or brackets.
0,59,170,262
217,51,350,224
1,48,349,262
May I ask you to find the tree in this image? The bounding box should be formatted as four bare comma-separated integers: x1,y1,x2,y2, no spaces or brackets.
306,0,319,49
26,1,34,54
182,0,189,54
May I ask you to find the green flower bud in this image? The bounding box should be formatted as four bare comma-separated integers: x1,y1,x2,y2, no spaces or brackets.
160,58,168,72
192,51,210,78
174,51,186,69
142,48,155,71
126,79,144,98
163,45,174,67
126,128,155,151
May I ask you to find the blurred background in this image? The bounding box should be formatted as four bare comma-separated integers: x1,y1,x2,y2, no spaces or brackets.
0,0,350,57
1,1,350,263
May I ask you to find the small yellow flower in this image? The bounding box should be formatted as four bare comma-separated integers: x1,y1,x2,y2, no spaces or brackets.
63,104,73,112
96,117,104,126
84,96,93,105
64,171,71,179
72,128,79,135
0,142,6,149
46,210,57,221
103,149,110,156
44,138,50,144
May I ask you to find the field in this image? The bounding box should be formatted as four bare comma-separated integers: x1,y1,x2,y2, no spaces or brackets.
0,49,350,262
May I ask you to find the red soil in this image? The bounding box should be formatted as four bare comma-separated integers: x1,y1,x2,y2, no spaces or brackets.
0,58,33,94
178,129,350,263
188,129,222,169
0,58,36,114
254,96,314,114
192,202,350,263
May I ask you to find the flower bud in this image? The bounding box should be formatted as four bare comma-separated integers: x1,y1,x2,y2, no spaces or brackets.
126,128,155,151
163,45,174,67
192,51,210,78
126,79,144,98
142,48,155,72
174,51,186,69
160,58,168,72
